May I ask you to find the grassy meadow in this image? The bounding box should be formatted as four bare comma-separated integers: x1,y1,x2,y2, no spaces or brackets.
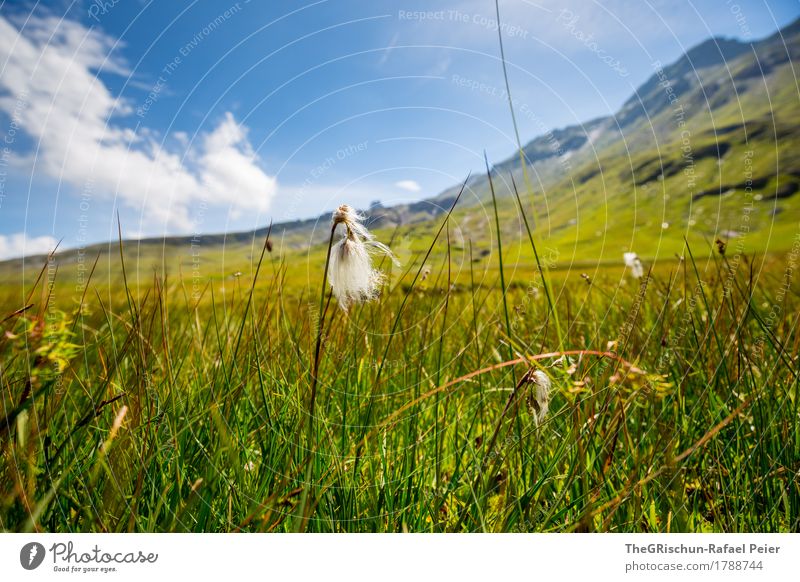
2,6,799,533
1,197,798,532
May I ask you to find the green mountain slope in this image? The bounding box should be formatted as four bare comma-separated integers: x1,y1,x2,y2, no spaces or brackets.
1,18,798,293
438,16,800,262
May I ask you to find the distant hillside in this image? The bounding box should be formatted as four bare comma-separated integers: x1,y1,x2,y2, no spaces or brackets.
2,17,798,279
436,16,800,204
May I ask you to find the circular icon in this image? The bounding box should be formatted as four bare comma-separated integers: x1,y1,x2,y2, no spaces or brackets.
20,542,46,570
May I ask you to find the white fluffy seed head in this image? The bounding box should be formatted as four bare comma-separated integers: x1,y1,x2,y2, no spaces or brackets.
328,204,398,311
329,237,383,310
529,370,552,425
623,252,644,279
332,204,372,240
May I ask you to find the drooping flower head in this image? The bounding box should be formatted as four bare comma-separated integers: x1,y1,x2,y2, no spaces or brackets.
623,252,644,279
329,204,398,311
527,369,552,425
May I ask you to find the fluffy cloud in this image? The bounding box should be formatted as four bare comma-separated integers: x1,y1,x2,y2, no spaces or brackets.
0,14,276,234
0,233,58,260
394,179,421,193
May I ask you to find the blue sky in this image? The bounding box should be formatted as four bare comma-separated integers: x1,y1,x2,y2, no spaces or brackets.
0,0,798,258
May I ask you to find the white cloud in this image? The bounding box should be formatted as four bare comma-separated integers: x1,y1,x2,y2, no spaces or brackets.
0,233,58,260
394,179,421,193
0,15,277,235
197,113,277,220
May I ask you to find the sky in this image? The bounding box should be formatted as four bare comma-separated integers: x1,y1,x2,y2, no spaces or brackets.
0,0,798,258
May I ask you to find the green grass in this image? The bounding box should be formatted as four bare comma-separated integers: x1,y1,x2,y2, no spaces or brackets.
1,222,798,532
2,9,799,533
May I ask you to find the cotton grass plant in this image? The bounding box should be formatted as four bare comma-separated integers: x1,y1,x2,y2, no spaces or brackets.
299,203,398,529
527,369,552,425
624,252,644,279
329,204,398,311
1,199,796,534
2,0,796,536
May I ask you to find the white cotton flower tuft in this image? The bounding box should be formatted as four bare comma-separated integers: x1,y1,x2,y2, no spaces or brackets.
623,252,644,279
328,204,398,311
332,204,372,241
528,369,552,425
329,236,384,310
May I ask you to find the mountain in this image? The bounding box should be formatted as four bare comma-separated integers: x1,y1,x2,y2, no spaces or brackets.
437,17,800,205
416,16,800,265
2,17,798,282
